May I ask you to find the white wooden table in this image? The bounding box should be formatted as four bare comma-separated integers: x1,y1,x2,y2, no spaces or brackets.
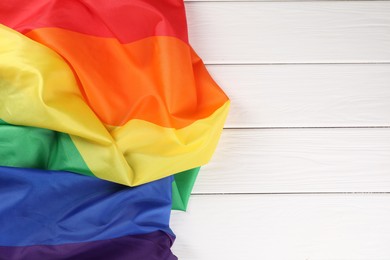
171,1,390,259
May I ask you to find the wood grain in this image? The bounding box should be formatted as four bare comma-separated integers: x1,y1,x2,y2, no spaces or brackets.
193,128,390,193
171,1,390,259
185,1,390,64
171,194,390,260
206,64,390,128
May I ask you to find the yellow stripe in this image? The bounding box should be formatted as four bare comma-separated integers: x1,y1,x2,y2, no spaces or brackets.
0,25,229,186
110,101,230,185
0,25,132,184
0,25,111,143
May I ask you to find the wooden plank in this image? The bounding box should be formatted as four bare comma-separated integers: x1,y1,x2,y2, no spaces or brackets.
193,128,390,193
171,194,390,260
206,64,390,128
185,1,390,63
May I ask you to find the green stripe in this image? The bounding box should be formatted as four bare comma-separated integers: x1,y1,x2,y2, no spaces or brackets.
0,119,94,176
172,167,200,211
0,119,198,209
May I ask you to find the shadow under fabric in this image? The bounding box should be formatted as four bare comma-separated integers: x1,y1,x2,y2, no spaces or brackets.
0,0,229,258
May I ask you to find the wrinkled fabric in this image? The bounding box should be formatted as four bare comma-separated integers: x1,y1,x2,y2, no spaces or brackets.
0,166,177,259
0,166,174,246
0,0,230,209
0,0,229,259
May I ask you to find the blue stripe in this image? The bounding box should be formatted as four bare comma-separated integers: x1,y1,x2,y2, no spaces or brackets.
0,166,174,246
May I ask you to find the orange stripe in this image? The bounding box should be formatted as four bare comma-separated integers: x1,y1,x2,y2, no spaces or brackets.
26,28,228,128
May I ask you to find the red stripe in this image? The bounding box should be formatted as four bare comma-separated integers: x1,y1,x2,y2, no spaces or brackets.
0,0,188,44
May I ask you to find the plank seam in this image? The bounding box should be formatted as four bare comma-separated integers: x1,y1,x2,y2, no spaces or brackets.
192,192,390,195
204,62,390,66
224,126,390,130
186,0,390,2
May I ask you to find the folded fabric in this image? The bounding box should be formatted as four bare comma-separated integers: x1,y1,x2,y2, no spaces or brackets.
0,1,230,258
0,0,229,210
0,117,197,210
0,166,177,260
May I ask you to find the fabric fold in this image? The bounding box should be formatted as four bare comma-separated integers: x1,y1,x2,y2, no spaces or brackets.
0,166,177,259
0,0,230,210
0,0,229,258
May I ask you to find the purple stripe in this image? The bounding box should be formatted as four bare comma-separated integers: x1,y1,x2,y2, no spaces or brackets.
0,231,177,260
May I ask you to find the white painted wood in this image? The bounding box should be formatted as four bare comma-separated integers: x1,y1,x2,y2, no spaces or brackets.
194,128,390,193
171,194,390,260
206,64,390,128
173,1,390,260
185,1,390,63
185,0,386,1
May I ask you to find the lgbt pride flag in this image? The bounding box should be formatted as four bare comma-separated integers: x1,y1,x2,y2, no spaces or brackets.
0,0,229,258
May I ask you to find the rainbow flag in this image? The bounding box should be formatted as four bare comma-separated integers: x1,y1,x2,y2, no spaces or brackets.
0,0,229,257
